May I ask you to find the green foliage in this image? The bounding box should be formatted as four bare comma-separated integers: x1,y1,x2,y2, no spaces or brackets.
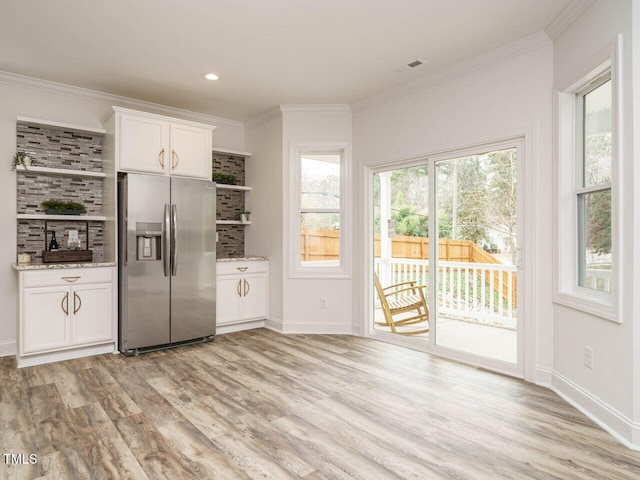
212,173,237,184
11,151,34,170
392,205,429,237
583,132,612,256
586,189,611,255
41,200,86,214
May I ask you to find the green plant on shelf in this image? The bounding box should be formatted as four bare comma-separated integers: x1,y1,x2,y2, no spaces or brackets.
212,172,237,185
41,200,87,215
11,151,35,170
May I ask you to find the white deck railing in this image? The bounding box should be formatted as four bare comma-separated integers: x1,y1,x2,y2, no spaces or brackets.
375,258,517,328
374,259,612,330
585,268,612,292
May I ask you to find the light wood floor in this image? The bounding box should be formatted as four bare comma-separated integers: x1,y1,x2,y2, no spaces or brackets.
1,328,640,479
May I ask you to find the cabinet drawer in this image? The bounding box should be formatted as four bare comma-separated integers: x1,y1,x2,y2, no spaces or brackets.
217,261,267,276
22,267,114,288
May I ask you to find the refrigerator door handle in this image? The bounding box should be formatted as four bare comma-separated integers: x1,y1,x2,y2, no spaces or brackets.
171,204,178,276
163,204,171,277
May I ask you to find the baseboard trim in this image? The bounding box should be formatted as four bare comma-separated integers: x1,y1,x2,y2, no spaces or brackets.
216,320,266,335
546,370,640,450
0,341,16,357
265,317,283,333
535,366,553,388
280,322,355,335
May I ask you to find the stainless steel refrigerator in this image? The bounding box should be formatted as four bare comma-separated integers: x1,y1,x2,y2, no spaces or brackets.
118,173,217,355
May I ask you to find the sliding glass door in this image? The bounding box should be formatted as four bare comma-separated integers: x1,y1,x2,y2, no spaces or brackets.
433,147,519,364
371,141,522,374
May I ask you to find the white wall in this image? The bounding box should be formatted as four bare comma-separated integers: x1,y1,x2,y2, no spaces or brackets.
633,0,640,431
245,112,284,323
551,0,639,446
246,106,354,333
281,107,354,333
352,39,555,379
0,76,246,356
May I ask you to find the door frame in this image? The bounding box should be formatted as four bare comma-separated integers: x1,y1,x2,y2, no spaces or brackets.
364,132,536,381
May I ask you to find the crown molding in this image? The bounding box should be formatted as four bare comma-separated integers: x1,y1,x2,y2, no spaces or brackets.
545,0,597,41
351,31,552,114
245,104,352,129
279,104,352,114
0,70,244,129
244,106,283,129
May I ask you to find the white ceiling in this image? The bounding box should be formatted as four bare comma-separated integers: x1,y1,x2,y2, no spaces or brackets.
0,0,574,122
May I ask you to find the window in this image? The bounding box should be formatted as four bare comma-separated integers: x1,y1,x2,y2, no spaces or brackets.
554,41,619,322
576,77,612,293
290,144,350,277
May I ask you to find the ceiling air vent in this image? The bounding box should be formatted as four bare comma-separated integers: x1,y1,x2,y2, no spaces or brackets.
395,58,426,73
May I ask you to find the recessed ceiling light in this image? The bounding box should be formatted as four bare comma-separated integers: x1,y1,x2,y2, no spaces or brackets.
203,73,219,81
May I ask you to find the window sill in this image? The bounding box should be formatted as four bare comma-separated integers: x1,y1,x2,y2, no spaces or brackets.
553,291,619,323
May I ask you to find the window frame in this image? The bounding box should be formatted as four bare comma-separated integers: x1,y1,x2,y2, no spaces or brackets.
289,142,351,279
574,74,613,300
553,38,621,323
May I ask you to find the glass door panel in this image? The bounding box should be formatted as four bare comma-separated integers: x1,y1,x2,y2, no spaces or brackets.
434,148,518,363
373,165,430,338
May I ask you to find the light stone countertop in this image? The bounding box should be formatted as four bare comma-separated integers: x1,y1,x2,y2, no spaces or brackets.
12,257,266,270
12,261,116,271
217,256,268,262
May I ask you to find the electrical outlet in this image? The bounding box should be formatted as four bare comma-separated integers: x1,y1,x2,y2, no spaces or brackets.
584,346,593,369
319,297,327,309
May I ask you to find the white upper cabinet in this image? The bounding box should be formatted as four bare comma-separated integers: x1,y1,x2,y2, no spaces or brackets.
118,112,169,174
113,107,214,179
169,123,212,178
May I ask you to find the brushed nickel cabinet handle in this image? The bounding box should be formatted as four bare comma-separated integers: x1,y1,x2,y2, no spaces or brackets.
61,292,69,315
61,276,80,283
158,148,165,168
73,292,82,314
237,279,242,297
244,279,249,297
237,267,248,272
172,149,179,170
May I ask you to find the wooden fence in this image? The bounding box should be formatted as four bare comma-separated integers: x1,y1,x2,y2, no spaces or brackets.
301,229,516,305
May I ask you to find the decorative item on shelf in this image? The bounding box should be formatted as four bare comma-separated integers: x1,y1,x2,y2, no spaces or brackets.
42,221,93,263
239,211,251,223
41,199,87,215
48,230,60,251
67,229,80,250
212,172,237,185
17,253,31,264
11,151,35,170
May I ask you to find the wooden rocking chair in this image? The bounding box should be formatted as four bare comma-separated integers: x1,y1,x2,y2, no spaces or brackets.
374,274,429,335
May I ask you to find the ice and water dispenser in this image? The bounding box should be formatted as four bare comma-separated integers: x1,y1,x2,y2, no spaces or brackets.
135,222,162,261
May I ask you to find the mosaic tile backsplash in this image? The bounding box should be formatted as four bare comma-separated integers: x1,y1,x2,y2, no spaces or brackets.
213,152,247,258
16,123,105,262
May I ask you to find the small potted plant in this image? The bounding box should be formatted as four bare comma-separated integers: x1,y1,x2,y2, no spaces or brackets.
41,200,87,215
212,172,237,185
239,211,251,223
64,201,87,215
11,151,35,170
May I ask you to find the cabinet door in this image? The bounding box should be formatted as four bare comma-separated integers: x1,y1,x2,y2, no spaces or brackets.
242,273,269,320
118,113,169,174
169,123,212,179
216,276,243,325
23,286,70,354
72,283,114,346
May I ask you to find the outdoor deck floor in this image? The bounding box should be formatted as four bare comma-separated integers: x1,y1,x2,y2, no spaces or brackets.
374,309,516,363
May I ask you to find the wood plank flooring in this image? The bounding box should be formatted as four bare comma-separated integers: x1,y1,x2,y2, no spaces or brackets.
1,328,640,479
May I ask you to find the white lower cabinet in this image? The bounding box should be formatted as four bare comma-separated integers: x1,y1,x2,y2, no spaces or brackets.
17,267,116,367
216,261,268,328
